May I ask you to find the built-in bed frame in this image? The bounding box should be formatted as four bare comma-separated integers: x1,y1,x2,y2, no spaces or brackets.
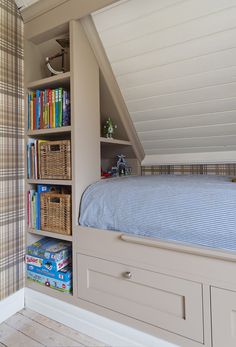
77,224,236,347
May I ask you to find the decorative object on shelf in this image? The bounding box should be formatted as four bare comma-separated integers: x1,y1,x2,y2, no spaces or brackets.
45,38,69,75
116,154,132,176
103,117,117,139
101,168,112,179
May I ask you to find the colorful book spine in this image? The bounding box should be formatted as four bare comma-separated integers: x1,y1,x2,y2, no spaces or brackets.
36,90,41,129
28,88,70,130
62,90,70,126
58,87,63,127
52,90,56,128
55,88,59,127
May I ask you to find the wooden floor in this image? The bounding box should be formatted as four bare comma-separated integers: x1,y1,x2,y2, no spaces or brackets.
0,309,108,347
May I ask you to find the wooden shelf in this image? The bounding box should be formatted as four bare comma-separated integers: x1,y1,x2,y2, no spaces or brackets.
27,126,71,137
27,179,72,186
28,228,72,242
27,71,70,90
100,137,131,146
26,279,74,304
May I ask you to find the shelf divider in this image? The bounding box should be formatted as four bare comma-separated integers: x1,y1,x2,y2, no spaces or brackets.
27,71,70,90
27,126,71,137
100,137,131,146
28,228,72,242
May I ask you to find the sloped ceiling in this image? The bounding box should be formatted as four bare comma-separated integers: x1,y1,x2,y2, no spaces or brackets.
15,0,39,10
92,0,236,164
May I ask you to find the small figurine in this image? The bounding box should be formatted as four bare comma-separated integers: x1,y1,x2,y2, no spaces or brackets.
103,117,117,139
116,154,131,176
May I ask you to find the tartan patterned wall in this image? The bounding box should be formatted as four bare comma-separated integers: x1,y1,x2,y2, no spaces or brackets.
0,0,24,300
142,164,236,176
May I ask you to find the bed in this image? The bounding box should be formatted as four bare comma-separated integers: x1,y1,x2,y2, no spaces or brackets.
77,175,236,347
79,175,236,252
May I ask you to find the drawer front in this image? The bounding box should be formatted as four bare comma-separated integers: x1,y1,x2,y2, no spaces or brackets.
211,287,236,347
78,254,204,343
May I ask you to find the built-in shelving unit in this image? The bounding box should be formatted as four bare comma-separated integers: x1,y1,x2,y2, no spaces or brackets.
25,23,74,300
25,16,140,304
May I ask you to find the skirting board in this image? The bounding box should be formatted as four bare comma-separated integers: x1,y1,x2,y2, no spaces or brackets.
25,288,177,347
0,289,24,324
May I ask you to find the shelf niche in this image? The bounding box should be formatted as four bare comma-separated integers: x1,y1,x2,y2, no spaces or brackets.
100,72,140,176
25,26,70,84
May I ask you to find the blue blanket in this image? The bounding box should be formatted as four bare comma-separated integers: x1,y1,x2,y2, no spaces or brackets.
79,175,236,252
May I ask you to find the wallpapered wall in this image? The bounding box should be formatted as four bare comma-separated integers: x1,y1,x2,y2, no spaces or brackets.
0,0,24,300
142,164,236,176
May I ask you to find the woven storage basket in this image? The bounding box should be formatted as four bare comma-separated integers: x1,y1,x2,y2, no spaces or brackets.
39,140,71,180
40,192,71,235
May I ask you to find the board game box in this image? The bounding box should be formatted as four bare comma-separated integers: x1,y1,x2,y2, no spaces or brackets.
26,237,72,273
27,265,72,293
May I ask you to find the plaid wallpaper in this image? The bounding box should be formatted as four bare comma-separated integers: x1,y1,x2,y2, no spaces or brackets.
0,0,24,300
142,164,236,176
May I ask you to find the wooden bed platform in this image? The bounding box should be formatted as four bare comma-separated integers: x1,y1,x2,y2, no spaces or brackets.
76,225,236,347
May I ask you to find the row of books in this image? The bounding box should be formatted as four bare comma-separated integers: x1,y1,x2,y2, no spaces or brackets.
28,88,70,130
27,185,51,230
27,139,44,179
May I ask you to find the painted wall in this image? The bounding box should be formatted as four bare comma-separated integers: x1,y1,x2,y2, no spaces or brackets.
0,0,24,300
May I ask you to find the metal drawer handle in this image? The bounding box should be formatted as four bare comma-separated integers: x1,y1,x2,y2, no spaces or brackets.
122,271,132,279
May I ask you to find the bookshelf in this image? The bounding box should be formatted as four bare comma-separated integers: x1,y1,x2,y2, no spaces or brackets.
24,18,140,303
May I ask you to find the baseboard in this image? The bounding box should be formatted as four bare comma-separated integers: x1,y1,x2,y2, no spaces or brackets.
25,288,176,347
0,289,24,324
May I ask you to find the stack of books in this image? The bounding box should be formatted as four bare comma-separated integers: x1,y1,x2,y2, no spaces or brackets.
27,184,51,230
27,139,44,179
28,88,70,130
26,237,72,294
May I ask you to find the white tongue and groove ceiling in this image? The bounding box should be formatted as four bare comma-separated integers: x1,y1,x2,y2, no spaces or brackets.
92,0,236,164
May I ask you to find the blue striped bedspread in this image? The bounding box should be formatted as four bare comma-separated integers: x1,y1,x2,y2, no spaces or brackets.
79,175,236,252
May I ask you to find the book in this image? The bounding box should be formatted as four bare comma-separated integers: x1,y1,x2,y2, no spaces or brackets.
55,88,59,127
36,90,41,129
62,90,70,126
58,87,63,127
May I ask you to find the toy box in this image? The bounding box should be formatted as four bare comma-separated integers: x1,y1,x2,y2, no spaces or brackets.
26,237,71,273
27,265,72,293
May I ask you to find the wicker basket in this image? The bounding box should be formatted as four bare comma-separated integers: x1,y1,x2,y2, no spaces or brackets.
40,192,71,235
39,140,71,180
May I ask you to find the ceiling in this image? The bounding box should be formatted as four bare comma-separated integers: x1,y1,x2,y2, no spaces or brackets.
15,0,39,10
92,0,236,164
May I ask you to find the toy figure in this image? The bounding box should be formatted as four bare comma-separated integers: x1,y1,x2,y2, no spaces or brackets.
116,154,128,176
103,117,117,139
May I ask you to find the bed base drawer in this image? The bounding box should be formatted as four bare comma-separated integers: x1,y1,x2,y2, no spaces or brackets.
78,254,204,343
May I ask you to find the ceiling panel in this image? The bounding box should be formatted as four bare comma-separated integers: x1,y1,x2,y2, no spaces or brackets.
15,0,39,10
93,0,236,163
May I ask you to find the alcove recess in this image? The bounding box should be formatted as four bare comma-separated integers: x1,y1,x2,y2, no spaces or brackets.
25,25,70,84
100,73,140,176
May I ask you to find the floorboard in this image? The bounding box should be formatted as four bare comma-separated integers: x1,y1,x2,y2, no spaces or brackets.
0,309,108,347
